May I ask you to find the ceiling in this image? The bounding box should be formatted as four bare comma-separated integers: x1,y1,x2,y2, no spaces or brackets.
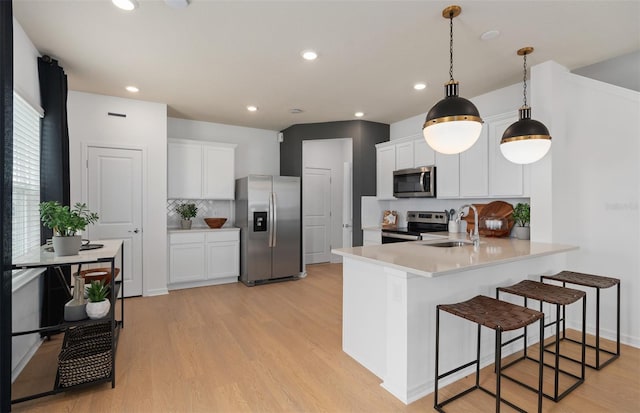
13,1,640,132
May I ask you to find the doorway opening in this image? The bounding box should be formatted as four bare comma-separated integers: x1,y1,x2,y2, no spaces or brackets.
302,138,353,266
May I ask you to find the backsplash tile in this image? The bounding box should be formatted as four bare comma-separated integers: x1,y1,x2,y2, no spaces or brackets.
167,199,234,228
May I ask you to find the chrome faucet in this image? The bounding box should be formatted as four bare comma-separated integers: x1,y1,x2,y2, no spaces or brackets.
457,204,480,247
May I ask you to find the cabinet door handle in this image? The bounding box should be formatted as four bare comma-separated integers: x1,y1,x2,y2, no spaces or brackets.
128,228,140,234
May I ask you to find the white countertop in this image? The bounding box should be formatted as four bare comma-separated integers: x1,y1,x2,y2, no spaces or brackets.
332,235,577,278
12,239,123,268
167,227,239,233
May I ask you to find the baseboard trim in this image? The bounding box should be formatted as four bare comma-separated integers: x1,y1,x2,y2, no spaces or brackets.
143,287,169,297
12,337,43,383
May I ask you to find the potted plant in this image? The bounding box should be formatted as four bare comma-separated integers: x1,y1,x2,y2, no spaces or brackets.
512,202,530,240
176,203,197,229
40,201,99,256
85,280,111,319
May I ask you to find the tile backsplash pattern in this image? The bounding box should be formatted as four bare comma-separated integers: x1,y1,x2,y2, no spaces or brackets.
167,199,234,228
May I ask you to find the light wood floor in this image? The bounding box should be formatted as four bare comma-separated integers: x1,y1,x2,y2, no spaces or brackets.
11,263,640,412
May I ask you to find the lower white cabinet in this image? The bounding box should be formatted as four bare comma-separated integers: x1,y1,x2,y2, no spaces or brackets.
363,228,382,246
169,229,239,290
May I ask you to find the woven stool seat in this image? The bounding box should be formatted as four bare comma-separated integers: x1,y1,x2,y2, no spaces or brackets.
498,280,585,305
543,271,619,289
541,270,621,370
439,295,543,332
498,280,586,402
435,295,544,412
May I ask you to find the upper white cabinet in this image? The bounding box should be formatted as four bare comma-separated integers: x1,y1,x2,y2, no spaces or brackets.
459,125,489,198
413,138,436,167
168,139,237,199
395,141,413,170
487,113,524,197
435,152,460,198
376,145,396,200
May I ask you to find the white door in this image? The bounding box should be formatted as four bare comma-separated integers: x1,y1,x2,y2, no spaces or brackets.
342,162,352,249
303,167,331,264
86,146,143,297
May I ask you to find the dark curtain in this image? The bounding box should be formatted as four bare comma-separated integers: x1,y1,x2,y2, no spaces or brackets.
38,56,72,330
0,2,13,410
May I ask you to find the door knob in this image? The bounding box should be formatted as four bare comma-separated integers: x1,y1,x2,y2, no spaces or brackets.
128,228,140,234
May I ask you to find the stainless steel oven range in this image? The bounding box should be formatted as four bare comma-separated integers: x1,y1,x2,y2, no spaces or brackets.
381,211,448,244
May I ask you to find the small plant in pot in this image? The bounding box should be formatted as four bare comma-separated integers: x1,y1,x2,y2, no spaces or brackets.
176,203,198,229
40,201,99,256
85,280,111,320
512,202,530,240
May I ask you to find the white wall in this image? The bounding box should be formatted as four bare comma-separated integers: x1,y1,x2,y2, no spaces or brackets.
67,91,168,297
303,138,353,261
167,117,279,178
13,17,40,108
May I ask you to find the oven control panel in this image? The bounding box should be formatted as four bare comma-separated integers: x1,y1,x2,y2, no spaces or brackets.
407,211,448,224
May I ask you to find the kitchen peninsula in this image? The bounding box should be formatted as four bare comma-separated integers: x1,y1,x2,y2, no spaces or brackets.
332,236,577,405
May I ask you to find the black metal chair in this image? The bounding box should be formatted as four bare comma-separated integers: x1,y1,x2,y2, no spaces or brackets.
497,280,586,402
541,270,620,369
435,295,544,413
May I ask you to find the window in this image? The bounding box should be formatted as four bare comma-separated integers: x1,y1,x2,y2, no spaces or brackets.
12,91,43,261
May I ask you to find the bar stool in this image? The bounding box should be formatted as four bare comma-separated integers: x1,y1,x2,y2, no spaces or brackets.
435,295,544,413
497,280,586,402
541,270,620,369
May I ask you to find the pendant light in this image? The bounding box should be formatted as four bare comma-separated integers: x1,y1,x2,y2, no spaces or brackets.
423,5,483,155
500,47,552,164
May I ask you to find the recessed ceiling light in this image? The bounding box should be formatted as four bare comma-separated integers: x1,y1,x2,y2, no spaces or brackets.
480,30,500,41
112,0,138,11
125,86,139,93
301,50,318,61
247,105,258,112
354,112,364,118
414,83,427,91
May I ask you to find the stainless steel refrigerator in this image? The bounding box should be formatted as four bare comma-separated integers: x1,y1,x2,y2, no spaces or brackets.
235,175,302,285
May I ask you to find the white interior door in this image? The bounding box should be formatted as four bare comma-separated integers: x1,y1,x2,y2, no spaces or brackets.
303,167,331,264
85,146,143,297
342,161,353,249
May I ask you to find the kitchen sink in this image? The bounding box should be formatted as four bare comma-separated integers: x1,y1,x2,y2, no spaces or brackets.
422,240,473,248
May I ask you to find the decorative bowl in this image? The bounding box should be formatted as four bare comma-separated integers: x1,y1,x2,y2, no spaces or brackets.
204,218,227,228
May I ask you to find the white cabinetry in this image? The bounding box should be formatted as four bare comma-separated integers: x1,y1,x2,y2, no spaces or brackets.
362,228,382,246
169,229,239,289
168,139,236,199
413,138,436,167
487,113,524,197
435,153,460,198
459,125,489,197
395,141,414,170
376,145,396,200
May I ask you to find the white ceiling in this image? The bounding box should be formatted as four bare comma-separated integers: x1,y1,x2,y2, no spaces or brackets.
13,1,640,132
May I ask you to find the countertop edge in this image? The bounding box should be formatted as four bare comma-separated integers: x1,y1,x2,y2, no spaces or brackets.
168,227,240,233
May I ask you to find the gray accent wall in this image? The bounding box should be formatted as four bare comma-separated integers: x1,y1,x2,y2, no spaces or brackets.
280,120,389,246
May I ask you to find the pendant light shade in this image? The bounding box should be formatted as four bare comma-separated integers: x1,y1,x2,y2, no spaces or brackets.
500,47,552,164
423,5,483,155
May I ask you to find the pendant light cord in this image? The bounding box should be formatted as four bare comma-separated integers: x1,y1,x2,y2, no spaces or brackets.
449,12,454,82
523,52,528,107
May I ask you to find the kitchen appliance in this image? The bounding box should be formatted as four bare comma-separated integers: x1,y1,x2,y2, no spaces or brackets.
381,210,448,244
235,175,302,285
393,166,436,198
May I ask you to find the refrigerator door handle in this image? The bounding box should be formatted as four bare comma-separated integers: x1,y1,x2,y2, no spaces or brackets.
272,192,277,247
268,192,274,247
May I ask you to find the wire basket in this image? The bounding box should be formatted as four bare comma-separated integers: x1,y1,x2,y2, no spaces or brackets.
57,334,112,388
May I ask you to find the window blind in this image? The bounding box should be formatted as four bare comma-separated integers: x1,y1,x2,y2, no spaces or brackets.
12,92,42,261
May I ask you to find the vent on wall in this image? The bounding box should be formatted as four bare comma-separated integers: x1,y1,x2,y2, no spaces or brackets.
107,112,126,118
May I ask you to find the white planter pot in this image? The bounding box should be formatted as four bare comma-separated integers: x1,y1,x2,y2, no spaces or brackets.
52,235,82,256
513,226,530,240
86,299,111,319
181,219,192,229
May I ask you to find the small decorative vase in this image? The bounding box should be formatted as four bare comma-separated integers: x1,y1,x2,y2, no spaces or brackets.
513,226,530,240
52,235,82,256
86,299,111,319
181,219,192,229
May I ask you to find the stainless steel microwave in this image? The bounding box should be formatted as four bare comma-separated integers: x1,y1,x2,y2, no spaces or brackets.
393,166,436,198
